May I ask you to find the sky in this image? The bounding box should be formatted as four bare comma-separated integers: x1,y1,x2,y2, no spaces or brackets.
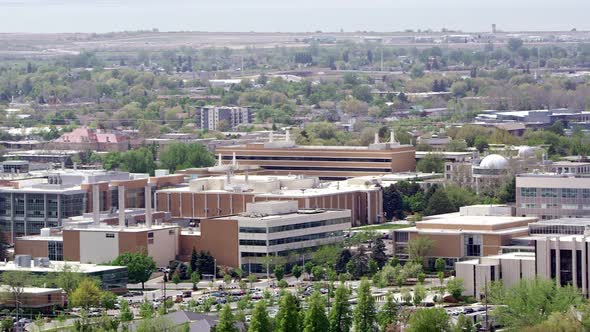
0,0,588,33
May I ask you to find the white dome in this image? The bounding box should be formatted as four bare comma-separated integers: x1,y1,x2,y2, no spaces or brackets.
479,154,509,169
517,146,535,158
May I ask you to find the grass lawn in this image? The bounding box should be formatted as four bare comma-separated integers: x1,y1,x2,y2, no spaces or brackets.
352,223,410,231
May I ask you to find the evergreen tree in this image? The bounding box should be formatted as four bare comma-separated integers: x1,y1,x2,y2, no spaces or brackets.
275,293,300,332
377,292,398,331
335,249,352,273
190,247,198,273
383,185,404,220
371,237,388,269
353,279,375,332
248,300,271,332
329,283,352,332
304,292,330,332
217,305,238,332
425,189,454,216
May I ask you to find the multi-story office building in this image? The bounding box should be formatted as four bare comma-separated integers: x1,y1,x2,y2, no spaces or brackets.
195,106,252,131
180,200,351,272
215,132,416,179
156,174,383,226
516,173,590,219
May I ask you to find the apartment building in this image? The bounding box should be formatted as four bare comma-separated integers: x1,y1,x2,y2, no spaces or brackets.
195,106,252,131
215,131,416,179
516,173,590,219
156,174,383,226
179,200,351,272
392,205,536,268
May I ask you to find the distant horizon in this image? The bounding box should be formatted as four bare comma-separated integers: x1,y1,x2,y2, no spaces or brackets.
0,0,588,34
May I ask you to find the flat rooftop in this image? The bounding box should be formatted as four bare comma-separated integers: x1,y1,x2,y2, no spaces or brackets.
215,209,350,223
534,218,590,225
413,214,537,232
0,261,126,273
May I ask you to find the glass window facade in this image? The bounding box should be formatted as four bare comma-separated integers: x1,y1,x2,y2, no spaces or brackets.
464,234,482,257
521,188,537,197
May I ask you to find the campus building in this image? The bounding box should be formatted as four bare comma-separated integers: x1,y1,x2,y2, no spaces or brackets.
179,200,351,272
0,169,184,241
516,173,590,219
215,131,416,179
0,259,128,293
156,174,383,226
456,252,536,298
392,205,536,268
195,106,252,131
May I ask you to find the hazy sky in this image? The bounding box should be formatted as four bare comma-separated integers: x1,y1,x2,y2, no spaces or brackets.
0,0,588,33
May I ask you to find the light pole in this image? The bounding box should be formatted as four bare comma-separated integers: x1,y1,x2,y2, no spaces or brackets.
213,259,217,285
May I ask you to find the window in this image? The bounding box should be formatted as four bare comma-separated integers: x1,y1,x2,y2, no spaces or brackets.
105,233,115,238
464,234,482,257
561,188,577,198
147,232,154,238
583,189,590,199
394,232,409,243
541,188,558,198
520,188,537,197
562,204,578,210
521,203,537,209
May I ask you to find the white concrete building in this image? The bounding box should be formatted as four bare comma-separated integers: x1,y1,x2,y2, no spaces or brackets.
456,252,536,298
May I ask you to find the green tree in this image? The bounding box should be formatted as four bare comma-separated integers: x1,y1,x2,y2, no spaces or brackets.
377,292,398,331
101,291,118,310
70,278,101,309
190,271,201,290
454,313,475,332
217,305,238,332
292,265,303,281
425,189,455,215
353,279,375,332
172,272,181,286
119,299,134,322
274,264,285,281
276,292,300,332
329,283,352,332
304,292,330,332
112,251,156,290
248,300,271,332
53,264,84,294
413,284,427,306
407,236,434,266
474,136,489,153
370,237,388,269
446,278,465,300
490,278,583,330
435,257,446,273
159,142,215,172
407,308,451,332
383,185,404,220
416,153,444,173
139,299,155,319
190,247,198,272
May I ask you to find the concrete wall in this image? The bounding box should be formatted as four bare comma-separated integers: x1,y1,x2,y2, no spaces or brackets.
79,231,120,264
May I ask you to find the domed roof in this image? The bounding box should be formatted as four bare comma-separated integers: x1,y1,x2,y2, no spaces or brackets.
517,146,535,158
479,154,509,169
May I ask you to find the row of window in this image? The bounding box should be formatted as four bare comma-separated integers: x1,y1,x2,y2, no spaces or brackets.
239,217,350,234
239,231,344,246
520,203,590,210
223,156,392,163
520,188,590,199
